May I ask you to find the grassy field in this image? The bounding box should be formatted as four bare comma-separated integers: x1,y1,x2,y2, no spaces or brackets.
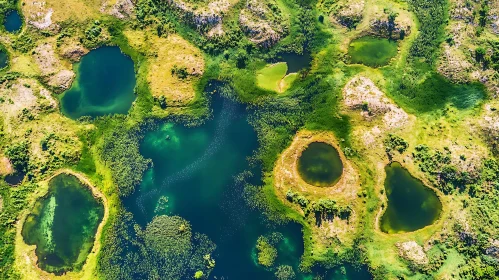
256,62,298,93
125,29,205,105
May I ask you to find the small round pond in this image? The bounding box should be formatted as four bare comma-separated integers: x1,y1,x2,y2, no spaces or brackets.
4,10,22,33
0,50,8,69
380,162,442,233
278,51,312,74
60,46,136,119
297,142,343,187
21,173,104,274
348,36,398,67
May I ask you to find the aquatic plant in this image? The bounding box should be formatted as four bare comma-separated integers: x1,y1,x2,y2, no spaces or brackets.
256,236,278,267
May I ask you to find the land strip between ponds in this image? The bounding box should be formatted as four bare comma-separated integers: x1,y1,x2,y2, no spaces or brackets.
14,169,109,280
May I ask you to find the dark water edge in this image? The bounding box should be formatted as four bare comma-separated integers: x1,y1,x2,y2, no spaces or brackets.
0,50,7,69
278,51,312,74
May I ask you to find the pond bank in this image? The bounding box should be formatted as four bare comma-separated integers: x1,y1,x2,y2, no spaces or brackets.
15,169,109,280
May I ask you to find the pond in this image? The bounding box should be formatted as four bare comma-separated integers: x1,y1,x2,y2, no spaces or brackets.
277,51,312,74
380,162,442,233
0,50,7,69
124,82,370,279
60,46,136,119
4,10,22,33
21,173,104,274
297,142,344,187
4,172,24,186
348,36,398,67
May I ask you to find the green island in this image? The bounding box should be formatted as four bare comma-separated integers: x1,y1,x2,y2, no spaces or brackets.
0,0,498,279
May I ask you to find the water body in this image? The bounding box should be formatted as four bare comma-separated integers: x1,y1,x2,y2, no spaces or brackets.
4,172,24,186
0,50,7,69
125,83,369,279
21,173,104,274
297,142,344,187
380,162,442,233
60,47,136,119
4,10,22,33
278,51,312,74
348,36,398,67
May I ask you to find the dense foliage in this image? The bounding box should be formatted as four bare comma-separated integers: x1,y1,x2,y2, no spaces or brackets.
99,119,151,196
407,0,447,63
99,212,216,279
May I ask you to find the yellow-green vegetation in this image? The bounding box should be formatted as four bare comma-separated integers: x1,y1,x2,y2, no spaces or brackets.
273,130,361,262
256,235,278,267
256,62,297,93
1,0,499,278
124,29,205,106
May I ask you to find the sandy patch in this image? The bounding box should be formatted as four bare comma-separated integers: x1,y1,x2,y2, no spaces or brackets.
0,79,39,131
396,241,429,265
343,76,409,130
0,156,13,176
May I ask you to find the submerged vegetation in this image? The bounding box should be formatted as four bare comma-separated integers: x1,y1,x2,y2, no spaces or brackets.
0,0,498,278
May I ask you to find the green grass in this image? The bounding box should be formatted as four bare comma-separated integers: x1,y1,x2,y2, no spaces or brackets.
348,36,399,67
256,62,297,93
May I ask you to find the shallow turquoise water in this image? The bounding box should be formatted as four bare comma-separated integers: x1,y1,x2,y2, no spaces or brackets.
380,162,442,233
60,47,136,119
124,82,371,279
297,142,343,187
348,36,398,67
4,10,22,33
21,173,104,274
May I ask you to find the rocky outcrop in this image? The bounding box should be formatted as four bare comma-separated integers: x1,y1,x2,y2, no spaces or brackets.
47,70,75,90
165,0,233,29
61,44,89,63
103,0,136,19
334,1,365,29
33,42,75,90
396,241,429,266
239,0,288,48
343,76,409,129
370,18,411,40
